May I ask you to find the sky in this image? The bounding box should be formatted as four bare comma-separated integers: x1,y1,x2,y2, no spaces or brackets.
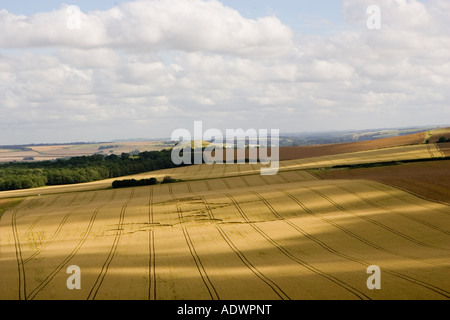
0,0,449,144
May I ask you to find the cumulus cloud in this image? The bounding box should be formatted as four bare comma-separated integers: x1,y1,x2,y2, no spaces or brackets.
0,0,449,144
0,0,293,57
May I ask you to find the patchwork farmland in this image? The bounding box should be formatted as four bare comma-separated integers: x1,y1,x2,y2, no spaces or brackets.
0,129,449,300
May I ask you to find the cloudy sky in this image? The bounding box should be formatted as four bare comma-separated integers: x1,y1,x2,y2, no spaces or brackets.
0,0,449,144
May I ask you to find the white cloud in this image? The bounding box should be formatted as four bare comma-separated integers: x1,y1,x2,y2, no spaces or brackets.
0,0,293,58
0,0,449,144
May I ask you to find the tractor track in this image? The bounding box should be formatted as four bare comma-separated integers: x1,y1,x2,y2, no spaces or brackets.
87,189,135,300
176,202,219,300
26,190,116,300
225,193,370,300
280,189,450,298
199,195,290,300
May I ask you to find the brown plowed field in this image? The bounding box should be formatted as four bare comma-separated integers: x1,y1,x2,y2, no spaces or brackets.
219,131,427,162
427,128,450,143
278,131,427,161
313,160,450,204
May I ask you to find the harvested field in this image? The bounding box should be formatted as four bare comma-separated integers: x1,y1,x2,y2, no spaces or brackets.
427,128,450,144
0,141,170,163
278,131,427,160
279,144,444,170
312,160,450,204
215,131,428,163
437,142,450,157
168,143,444,182
0,144,443,200
0,178,449,300
1,132,449,300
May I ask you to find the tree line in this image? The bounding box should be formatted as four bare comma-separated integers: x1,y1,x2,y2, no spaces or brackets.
0,150,184,191
111,176,177,189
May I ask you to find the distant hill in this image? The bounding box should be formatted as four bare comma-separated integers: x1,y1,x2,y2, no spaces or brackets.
278,130,428,161
218,127,450,162
278,125,444,147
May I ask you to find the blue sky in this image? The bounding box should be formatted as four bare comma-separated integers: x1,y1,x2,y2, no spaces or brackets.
1,0,348,34
0,0,119,14
224,0,347,33
0,0,448,144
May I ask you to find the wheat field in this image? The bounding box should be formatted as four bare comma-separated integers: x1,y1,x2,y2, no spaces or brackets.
1,165,449,300
0,143,443,200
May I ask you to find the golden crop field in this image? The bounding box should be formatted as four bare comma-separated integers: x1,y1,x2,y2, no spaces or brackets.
0,143,443,201
1,165,449,300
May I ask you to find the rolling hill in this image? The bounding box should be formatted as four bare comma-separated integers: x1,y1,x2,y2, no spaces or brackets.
0,128,449,300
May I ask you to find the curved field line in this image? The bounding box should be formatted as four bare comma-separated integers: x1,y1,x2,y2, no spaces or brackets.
427,144,435,158
222,179,232,190
168,185,176,200
251,191,368,265
20,191,75,239
336,185,450,236
19,193,75,239
205,163,216,179
435,143,446,157
13,197,43,221
216,227,290,300
240,177,251,188
181,165,191,174
43,195,62,209
87,189,135,300
358,181,450,216
194,164,203,175
19,197,43,213
279,188,440,266
204,180,213,192
12,209,27,300
221,164,227,177
26,191,115,300
22,211,74,264
225,193,370,300
22,192,100,264
281,189,439,265
280,190,450,298
258,175,270,185
309,188,444,250
20,216,44,240
17,198,42,213
252,191,450,298
277,173,291,184
199,196,290,300
148,187,156,300
67,193,80,206
176,202,219,300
